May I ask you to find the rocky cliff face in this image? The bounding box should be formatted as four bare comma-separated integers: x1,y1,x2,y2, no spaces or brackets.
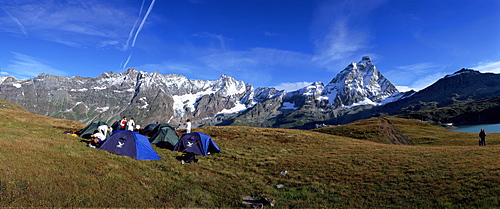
0,68,271,127
333,68,500,126
381,68,500,113
281,56,400,110
324,56,399,107
5,57,490,129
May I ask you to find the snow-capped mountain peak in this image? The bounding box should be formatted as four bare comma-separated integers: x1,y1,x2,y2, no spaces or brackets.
324,56,398,107
0,56,415,129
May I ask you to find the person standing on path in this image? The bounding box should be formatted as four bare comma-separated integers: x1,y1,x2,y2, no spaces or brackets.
479,129,487,146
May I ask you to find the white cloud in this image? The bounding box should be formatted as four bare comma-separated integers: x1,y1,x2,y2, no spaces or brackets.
0,1,138,49
197,48,317,86
395,86,415,92
473,61,500,74
263,31,287,37
312,19,369,65
273,82,313,91
388,60,500,92
310,0,386,71
201,48,314,69
5,52,66,79
192,32,229,51
385,62,447,91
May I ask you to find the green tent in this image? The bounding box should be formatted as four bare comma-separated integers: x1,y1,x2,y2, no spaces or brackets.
75,120,112,139
148,123,179,149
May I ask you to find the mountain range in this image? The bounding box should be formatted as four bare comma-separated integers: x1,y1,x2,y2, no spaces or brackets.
1,56,499,129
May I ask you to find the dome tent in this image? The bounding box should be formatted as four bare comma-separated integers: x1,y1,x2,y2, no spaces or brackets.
173,132,221,156
98,130,161,160
140,123,159,136
148,123,179,149
75,120,111,139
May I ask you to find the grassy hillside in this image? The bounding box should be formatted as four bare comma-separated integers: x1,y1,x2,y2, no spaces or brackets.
0,98,28,112
313,116,500,146
1,110,499,208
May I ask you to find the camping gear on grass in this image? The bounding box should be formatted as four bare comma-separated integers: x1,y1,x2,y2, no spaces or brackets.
176,152,198,164
148,123,179,149
75,120,111,139
173,132,221,156
98,130,161,160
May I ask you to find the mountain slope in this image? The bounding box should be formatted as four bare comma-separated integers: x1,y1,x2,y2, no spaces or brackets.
0,57,402,129
0,70,268,127
323,56,399,107
228,56,403,129
0,98,27,112
1,60,499,129
1,108,500,207
391,69,500,110
330,69,500,125
400,95,500,125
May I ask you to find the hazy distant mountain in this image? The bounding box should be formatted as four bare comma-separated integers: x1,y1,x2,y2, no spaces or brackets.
1,58,498,129
0,69,266,127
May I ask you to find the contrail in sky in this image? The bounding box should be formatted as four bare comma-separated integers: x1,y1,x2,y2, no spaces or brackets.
123,0,155,69
123,53,133,69
125,0,146,50
132,0,156,47
3,8,28,35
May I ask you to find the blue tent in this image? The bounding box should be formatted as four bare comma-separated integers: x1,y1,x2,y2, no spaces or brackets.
173,132,221,156
98,130,161,160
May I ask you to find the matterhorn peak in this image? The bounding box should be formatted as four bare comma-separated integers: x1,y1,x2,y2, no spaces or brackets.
322,56,398,107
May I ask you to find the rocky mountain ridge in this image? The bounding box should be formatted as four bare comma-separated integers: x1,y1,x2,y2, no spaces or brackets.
1,57,498,129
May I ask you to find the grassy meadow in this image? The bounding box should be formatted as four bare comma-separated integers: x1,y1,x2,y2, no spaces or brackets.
0,108,499,208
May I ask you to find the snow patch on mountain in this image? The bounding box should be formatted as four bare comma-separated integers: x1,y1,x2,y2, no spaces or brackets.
93,86,107,90
217,101,248,115
345,98,377,108
172,88,217,116
95,106,110,113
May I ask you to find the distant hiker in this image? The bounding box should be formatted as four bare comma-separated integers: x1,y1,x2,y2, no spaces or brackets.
119,116,127,131
127,117,136,131
479,129,486,146
185,119,192,133
89,129,106,148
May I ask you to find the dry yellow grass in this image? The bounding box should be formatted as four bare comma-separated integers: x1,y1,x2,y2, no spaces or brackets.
0,108,499,208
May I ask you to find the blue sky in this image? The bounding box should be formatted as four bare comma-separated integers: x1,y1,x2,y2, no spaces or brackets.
0,0,499,92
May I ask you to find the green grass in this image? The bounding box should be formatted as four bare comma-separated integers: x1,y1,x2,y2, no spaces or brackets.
1,109,499,208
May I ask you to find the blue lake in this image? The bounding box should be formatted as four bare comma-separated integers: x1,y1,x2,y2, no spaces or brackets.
450,123,500,133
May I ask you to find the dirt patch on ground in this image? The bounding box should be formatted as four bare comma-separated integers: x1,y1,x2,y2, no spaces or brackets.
378,117,411,145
